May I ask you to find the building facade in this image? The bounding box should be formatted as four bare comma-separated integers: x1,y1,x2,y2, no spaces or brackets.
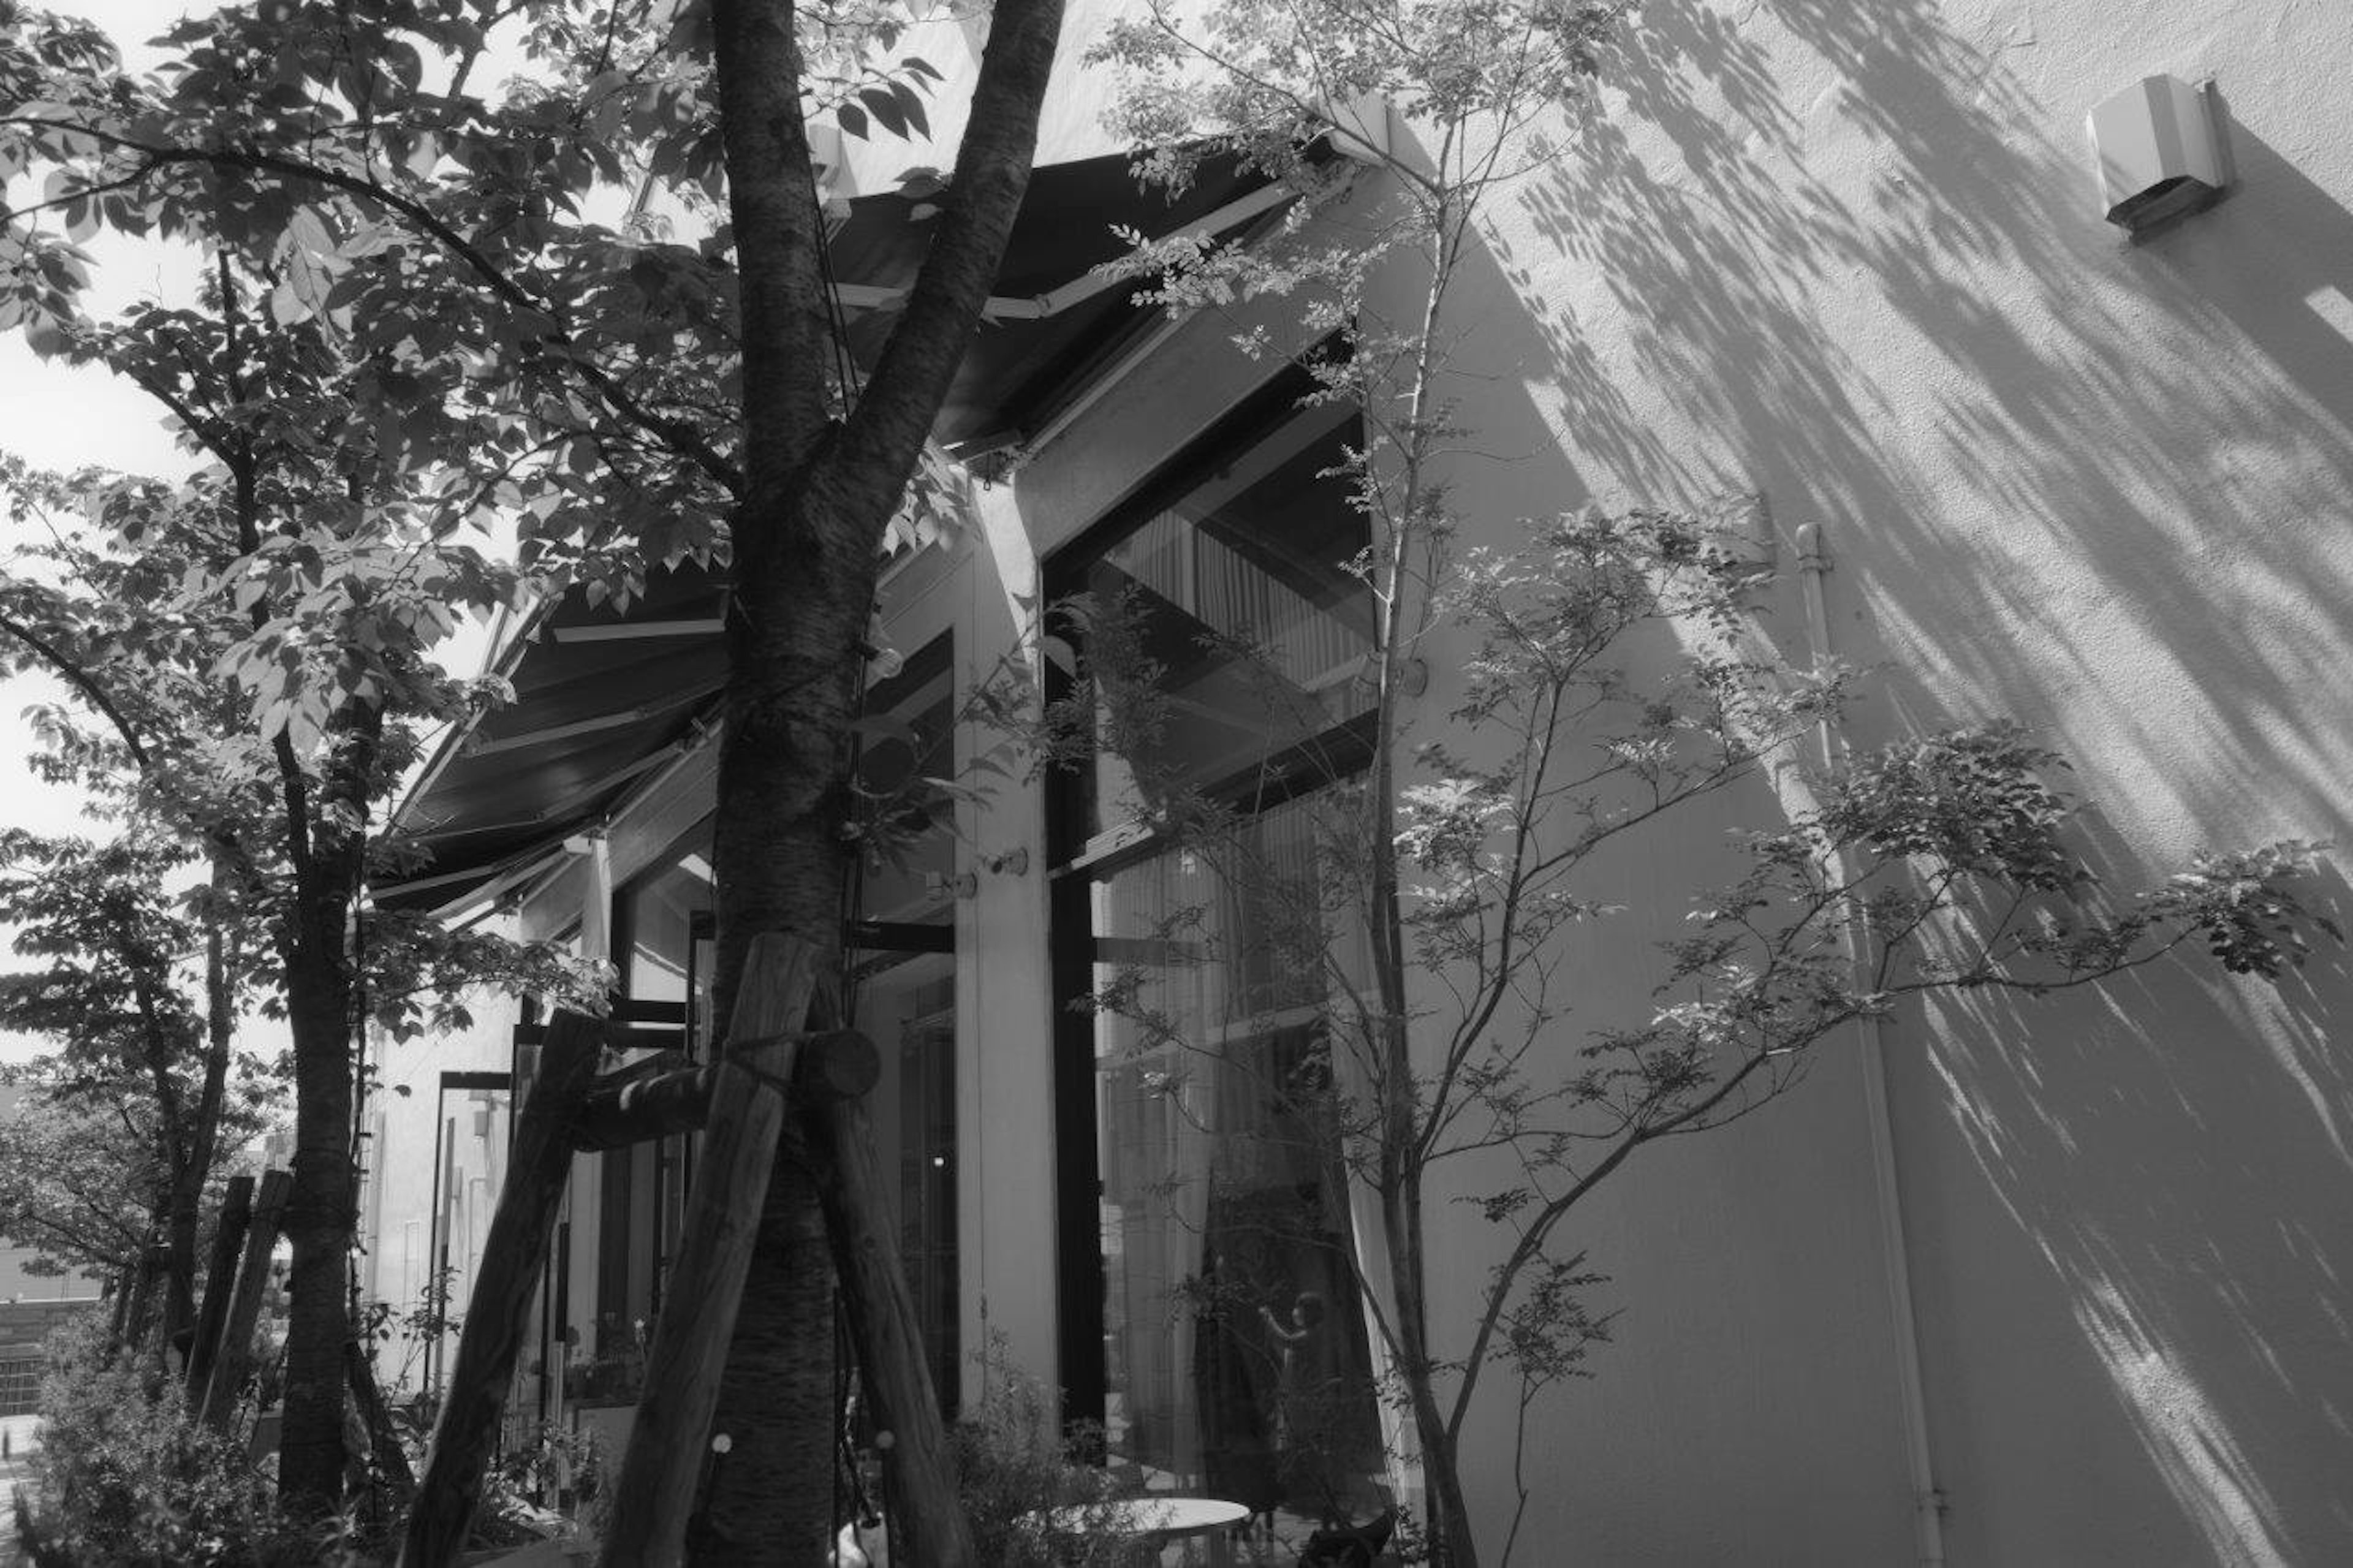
369,2,2353,1561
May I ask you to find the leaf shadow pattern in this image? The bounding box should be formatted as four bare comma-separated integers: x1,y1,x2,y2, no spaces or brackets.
1417,0,2353,1558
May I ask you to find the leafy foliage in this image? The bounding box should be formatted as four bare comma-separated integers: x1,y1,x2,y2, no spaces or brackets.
7,0,1055,1536
0,824,282,1330
0,1090,161,1279
18,1310,350,1567
951,1346,1158,1568
0,0,964,582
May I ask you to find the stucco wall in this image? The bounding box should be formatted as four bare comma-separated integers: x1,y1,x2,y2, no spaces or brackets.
1365,1,2353,1562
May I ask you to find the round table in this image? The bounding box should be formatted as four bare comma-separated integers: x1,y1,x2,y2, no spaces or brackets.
1037,1495,1251,1565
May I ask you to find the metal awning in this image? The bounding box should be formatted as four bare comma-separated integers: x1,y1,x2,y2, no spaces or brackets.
381,151,1288,912
827,148,1286,453
377,562,729,913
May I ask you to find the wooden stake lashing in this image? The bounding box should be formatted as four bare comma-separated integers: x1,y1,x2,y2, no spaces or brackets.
199,1168,292,1430
185,1173,254,1398
398,1010,604,1568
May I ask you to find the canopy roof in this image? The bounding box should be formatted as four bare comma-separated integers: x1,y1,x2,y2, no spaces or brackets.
829,148,1282,454
382,151,1289,913
378,563,728,912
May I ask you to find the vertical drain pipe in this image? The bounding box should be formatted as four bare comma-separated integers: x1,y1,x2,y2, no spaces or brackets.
1795,523,1949,1566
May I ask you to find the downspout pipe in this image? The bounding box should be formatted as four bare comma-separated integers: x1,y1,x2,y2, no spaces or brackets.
1795,523,1949,1567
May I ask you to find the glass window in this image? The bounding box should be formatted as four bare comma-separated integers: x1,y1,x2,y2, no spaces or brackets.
1049,388,1387,1526
849,632,962,1417
1088,798,1384,1517
1050,396,1374,860
623,838,715,1034
424,1074,510,1399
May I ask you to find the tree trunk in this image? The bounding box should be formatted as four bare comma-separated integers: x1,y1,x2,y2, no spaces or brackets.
699,0,875,1536
122,1238,159,1352
698,515,861,1561
693,1133,838,1564
1384,1165,1477,1567
277,942,358,1513
170,851,238,1365
695,0,1064,1551
159,1164,204,1361
605,937,826,1567
697,475,879,1566
268,675,380,1513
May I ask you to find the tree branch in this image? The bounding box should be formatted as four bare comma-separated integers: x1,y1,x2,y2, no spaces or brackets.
4,116,746,499
0,607,152,767
830,0,1066,504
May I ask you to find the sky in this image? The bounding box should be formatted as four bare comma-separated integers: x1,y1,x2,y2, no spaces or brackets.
0,2,504,1066
0,5,687,1075
0,3,555,1071
0,7,211,1062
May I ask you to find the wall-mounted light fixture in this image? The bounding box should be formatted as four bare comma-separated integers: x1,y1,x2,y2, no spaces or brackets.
2087,74,2232,238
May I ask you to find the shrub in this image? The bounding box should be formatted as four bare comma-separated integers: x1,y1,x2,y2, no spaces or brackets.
477,1418,608,1549
13,1312,357,1567
20,1312,270,1565
951,1348,1158,1568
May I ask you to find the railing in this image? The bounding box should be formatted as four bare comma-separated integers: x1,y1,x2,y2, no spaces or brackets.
0,1355,42,1417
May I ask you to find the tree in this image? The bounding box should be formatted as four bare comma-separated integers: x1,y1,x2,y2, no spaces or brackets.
0,825,280,1345
4,0,1066,1547
0,417,599,1517
1064,7,2340,1564
0,1079,237,1292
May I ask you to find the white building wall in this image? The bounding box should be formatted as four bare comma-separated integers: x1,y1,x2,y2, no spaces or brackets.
995,242,1925,1561
1275,1,2353,1562
982,1,2353,1560
362,974,521,1400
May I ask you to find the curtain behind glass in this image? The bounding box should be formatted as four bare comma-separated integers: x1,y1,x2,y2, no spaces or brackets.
1091,796,1385,1515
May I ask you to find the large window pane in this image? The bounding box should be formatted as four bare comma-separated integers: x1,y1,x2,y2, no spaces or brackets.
1088,797,1385,1521
1049,388,1388,1529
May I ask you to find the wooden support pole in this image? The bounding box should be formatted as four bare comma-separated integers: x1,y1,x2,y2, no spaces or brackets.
398,1010,604,1568
187,1174,256,1400
121,1242,157,1351
569,1030,878,1151
200,1169,293,1430
569,1063,716,1151
805,1055,976,1566
107,1268,132,1345
600,933,822,1568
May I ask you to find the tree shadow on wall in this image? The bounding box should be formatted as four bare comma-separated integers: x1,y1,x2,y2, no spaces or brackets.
1434,0,2353,1558
1893,849,2353,1564
1510,0,2353,843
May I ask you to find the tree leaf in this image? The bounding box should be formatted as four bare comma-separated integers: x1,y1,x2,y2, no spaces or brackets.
859,87,909,138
